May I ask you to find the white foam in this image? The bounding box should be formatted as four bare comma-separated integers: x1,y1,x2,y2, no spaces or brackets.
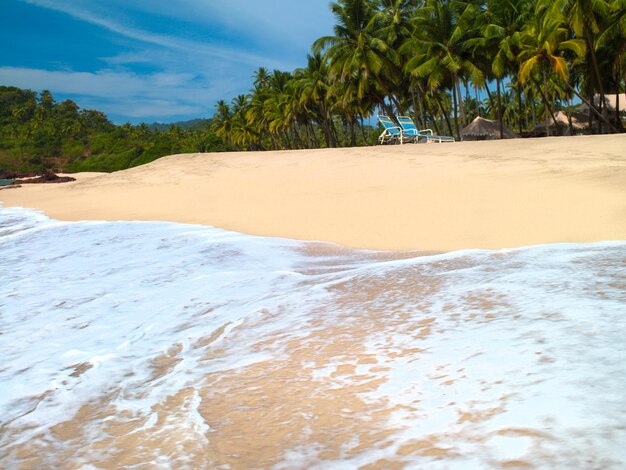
0,206,624,468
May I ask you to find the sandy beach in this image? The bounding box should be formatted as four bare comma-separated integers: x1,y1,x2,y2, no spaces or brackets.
2,135,626,468
2,135,626,251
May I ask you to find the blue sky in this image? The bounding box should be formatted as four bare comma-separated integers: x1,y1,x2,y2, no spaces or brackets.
0,0,335,124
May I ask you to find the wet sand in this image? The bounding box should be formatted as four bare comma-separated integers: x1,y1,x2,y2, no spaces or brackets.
2,208,624,468
1,135,625,251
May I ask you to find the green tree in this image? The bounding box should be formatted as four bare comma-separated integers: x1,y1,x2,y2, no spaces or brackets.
403,0,483,139
517,4,586,135
314,0,400,116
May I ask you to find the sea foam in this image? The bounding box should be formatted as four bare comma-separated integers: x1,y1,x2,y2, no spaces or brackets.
0,206,624,469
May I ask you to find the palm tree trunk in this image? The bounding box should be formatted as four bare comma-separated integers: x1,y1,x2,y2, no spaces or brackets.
586,29,606,101
349,118,357,147
614,59,623,131
281,130,292,149
319,107,336,148
585,28,611,133
412,86,426,129
292,123,304,149
342,118,351,146
517,83,524,135
320,119,333,148
485,82,496,118
418,87,427,129
538,73,553,136
329,117,340,147
423,98,441,134
598,96,604,134
340,118,349,146
475,85,481,117
587,80,593,130
308,122,320,148
410,89,420,126
427,107,442,135
455,78,466,127
452,81,461,140
566,97,574,136
550,86,562,136
324,121,336,148
430,115,441,135
496,77,504,139
359,115,368,144
436,95,454,137
616,85,622,131
303,121,312,148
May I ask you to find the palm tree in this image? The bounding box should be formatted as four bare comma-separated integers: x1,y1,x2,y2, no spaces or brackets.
597,0,626,129
262,70,298,149
253,67,271,89
212,100,234,146
517,4,586,135
211,0,625,146
555,0,612,129
375,1,415,85
296,53,338,147
313,0,401,115
471,0,532,136
230,94,260,149
403,0,483,139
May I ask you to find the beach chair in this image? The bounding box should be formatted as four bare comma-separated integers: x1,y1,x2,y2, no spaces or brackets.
377,115,414,144
396,116,455,143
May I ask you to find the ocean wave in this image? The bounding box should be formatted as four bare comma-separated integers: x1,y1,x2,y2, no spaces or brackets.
1,206,624,469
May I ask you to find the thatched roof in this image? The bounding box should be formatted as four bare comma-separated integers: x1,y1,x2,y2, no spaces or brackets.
578,93,626,113
536,111,587,130
461,116,517,139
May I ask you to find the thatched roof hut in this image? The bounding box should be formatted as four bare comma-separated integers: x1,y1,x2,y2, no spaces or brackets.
534,111,588,136
578,93,626,113
460,116,517,140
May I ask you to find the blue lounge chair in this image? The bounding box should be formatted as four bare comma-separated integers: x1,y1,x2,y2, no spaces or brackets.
396,116,455,143
378,115,416,144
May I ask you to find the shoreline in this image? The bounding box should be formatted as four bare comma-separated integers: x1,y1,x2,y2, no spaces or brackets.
1,135,625,251
3,205,624,468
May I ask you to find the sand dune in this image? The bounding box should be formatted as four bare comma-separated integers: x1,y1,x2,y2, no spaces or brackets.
1,135,625,251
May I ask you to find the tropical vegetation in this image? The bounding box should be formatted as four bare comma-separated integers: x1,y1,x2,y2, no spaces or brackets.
213,0,625,149
0,86,230,173
2,0,624,173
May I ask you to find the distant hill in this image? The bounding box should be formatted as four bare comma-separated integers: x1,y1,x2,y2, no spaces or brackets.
0,86,230,173
147,118,212,131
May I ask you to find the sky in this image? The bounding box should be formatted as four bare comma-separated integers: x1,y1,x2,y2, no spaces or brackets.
0,0,335,124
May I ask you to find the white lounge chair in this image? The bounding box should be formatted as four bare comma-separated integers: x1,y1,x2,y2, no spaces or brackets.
396,116,455,143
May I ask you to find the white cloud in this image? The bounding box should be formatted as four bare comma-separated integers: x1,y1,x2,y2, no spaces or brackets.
0,67,187,98
0,67,248,121
21,0,296,69
119,0,335,52
89,100,205,119
10,0,335,122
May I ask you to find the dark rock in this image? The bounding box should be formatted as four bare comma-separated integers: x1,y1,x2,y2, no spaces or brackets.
0,170,44,179
15,170,76,184
0,170,18,179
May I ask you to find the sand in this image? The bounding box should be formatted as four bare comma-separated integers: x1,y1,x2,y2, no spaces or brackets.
1,135,625,251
